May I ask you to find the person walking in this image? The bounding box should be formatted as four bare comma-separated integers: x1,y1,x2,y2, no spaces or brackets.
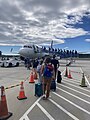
51,55,59,79
32,59,39,79
32,59,39,71
37,60,43,83
41,57,54,100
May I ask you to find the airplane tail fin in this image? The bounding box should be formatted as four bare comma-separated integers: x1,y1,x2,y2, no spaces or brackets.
50,40,53,50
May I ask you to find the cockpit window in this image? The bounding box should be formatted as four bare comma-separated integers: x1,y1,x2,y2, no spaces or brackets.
24,45,27,48
24,45,32,48
28,46,32,48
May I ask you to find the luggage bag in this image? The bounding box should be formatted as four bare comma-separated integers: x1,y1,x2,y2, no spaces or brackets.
35,83,43,97
57,70,62,83
50,80,56,91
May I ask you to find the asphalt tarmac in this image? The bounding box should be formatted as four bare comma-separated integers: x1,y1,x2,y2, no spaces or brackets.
0,59,90,120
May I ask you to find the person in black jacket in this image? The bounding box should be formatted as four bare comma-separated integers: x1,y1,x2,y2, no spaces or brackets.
32,59,39,74
51,55,59,79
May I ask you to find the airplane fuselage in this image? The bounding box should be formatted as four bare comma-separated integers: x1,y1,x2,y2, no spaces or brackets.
19,45,49,59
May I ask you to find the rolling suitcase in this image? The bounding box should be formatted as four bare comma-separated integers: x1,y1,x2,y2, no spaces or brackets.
35,83,43,97
57,70,62,83
50,80,56,91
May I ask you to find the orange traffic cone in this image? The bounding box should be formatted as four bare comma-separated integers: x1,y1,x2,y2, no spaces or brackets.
68,70,72,79
29,71,35,83
0,86,12,120
64,67,68,77
17,82,27,100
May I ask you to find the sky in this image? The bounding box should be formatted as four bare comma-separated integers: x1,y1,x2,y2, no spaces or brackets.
0,0,90,54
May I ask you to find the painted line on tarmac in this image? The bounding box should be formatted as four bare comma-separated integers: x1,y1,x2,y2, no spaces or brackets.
49,99,79,120
85,76,90,88
57,87,90,104
53,92,90,115
61,68,66,76
22,115,30,120
57,83,90,98
61,69,90,93
63,76,81,83
19,97,42,120
62,81,90,93
65,78,80,84
80,67,84,73
37,103,55,120
61,68,81,84
63,79,79,85
70,70,82,74
80,67,90,88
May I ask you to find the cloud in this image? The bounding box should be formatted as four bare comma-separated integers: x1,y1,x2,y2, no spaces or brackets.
0,0,90,46
63,47,69,49
85,39,90,42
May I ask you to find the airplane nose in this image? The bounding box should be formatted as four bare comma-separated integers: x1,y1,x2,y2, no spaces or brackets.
19,48,26,56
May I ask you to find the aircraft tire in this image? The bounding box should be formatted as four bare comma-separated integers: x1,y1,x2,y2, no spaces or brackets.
16,62,19,67
9,63,12,67
1,63,4,67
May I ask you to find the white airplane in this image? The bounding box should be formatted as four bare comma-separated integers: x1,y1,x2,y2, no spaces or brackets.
18,43,50,59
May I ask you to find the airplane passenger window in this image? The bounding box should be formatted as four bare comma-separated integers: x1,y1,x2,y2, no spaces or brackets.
23,45,32,48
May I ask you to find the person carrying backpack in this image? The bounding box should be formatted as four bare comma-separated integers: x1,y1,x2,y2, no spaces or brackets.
41,57,54,100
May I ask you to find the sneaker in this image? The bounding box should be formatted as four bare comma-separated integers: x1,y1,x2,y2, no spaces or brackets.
42,96,47,100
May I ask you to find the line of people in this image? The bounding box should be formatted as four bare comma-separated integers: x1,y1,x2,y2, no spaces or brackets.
24,55,61,100
36,55,60,100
